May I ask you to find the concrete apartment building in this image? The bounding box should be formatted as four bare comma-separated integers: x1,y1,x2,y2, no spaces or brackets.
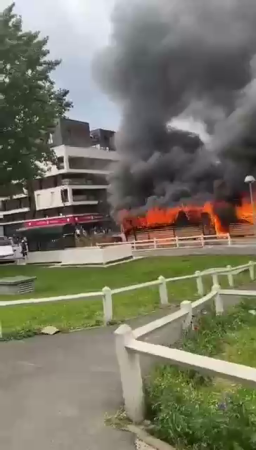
0,119,119,239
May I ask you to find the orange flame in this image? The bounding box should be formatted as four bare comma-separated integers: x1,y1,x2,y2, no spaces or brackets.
236,198,254,224
120,197,255,235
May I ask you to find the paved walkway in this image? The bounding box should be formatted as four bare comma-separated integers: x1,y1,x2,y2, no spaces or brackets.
0,308,175,450
1,278,254,450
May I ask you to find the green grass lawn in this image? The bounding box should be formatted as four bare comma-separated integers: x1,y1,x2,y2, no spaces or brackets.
0,255,253,339
146,302,256,450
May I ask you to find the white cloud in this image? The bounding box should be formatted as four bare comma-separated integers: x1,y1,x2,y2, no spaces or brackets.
1,0,206,138
1,0,120,130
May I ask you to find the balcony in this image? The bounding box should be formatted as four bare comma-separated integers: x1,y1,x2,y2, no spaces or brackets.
62,178,108,188
62,178,107,186
67,156,115,174
62,179,92,186
72,194,98,204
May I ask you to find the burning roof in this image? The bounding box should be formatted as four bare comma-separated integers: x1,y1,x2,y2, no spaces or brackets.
121,197,255,236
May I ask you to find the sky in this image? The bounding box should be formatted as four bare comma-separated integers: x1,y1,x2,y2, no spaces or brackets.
1,0,120,130
1,0,208,138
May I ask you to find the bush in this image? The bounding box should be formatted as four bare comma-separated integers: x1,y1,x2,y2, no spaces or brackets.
147,366,256,450
146,303,256,450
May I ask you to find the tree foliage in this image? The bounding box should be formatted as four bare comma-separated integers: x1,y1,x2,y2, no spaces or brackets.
0,3,72,191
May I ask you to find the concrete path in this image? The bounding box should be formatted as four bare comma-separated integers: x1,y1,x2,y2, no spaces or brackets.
1,277,253,450
0,307,176,450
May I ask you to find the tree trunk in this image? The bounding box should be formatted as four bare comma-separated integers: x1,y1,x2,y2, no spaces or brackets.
26,180,36,219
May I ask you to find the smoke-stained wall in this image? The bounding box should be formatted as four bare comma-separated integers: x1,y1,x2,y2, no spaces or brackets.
94,0,256,216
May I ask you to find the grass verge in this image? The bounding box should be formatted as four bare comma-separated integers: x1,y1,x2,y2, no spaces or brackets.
0,255,252,340
146,301,256,450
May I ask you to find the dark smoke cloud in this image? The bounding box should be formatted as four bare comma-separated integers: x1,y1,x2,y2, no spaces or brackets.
93,0,256,215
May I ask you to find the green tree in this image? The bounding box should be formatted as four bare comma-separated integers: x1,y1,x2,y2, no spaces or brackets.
0,3,72,215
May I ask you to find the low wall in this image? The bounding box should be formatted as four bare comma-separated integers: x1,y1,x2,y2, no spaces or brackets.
27,244,133,266
27,250,62,264
62,247,104,265
102,244,133,264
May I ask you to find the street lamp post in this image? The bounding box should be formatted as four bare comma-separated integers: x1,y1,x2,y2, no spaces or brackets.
245,175,256,234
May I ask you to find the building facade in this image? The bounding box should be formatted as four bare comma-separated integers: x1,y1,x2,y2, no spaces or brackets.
0,118,119,238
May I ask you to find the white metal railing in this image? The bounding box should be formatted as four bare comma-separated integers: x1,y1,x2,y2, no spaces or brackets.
115,279,256,423
99,234,231,250
0,260,254,330
99,234,256,251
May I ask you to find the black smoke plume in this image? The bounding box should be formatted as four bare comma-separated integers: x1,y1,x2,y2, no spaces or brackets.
94,0,256,216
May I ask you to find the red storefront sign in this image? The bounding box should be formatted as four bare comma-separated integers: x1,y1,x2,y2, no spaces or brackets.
24,214,104,228
77,214,103,224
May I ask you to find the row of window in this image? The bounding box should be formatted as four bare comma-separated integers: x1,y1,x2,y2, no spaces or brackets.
33,173,108,191
1,197,30,212
61,189,107,204
68,156,115,171
57,156,116,172
1,187,107,213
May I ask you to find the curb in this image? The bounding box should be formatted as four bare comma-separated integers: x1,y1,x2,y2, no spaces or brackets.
126,425,176,450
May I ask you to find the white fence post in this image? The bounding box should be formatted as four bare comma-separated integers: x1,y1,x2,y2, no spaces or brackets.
102,286,113,324
154,238,157,249
180,300,192,330
158,276,169,306
115,324,145,423
213,284,224,315
201,235,205,248
176,236,180,248
228,234,232,246
195,271,204,296
212,273,219,286
249,261,255,281
227,266,234,287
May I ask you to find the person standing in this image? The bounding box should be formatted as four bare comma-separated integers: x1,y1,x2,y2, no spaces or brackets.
21,238,28,259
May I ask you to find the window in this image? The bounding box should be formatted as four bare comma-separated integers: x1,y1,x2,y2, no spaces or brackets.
61,189,69,204
21,198,29,208
72,189,97,202
61,173,108,186
41,177,58,189
4,198,21,211
68,157,112,171
57,157,64,170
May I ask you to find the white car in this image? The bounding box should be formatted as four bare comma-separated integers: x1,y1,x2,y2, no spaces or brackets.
0,237,15,263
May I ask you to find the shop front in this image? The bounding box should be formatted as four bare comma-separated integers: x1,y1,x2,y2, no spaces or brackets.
16,214,106,252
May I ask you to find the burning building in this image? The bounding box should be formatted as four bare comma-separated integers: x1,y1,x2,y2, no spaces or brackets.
94,0,256,236
120,199,255,240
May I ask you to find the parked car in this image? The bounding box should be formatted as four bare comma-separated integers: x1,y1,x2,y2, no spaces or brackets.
0,236,15,263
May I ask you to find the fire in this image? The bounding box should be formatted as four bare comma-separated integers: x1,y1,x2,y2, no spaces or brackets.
120,196,255,236
236,198,254,224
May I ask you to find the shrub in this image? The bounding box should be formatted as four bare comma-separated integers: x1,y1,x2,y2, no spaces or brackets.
147,366,256,449
146,302,256,449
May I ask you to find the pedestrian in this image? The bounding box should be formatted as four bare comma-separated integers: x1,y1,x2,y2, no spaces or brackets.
21,238,28,259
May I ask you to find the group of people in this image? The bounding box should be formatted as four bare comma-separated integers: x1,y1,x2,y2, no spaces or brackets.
74,225,112,238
